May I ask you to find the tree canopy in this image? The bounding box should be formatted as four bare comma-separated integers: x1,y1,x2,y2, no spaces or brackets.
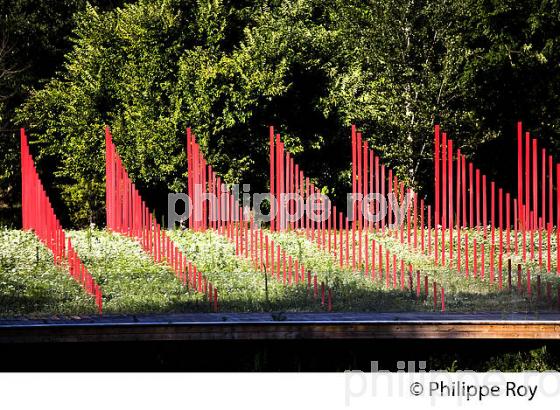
3,0,560,226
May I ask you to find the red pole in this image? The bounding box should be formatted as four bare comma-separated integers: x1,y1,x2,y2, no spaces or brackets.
489,180,494,238
375,157,380,231
339,212,343,267
462,155,466,227
456,149,461,228
345,217,349,268
448,139,453,265
525,131,530,225
434,124,440,228
476,169,480,229
20,129,26,230
363,141,369,228
538,218,543,269
517,121,523,227
407,188,411,246
542,148,546,225
269,126,275,231
532,139,538,231
547,218,552,273
499,190,503,287
442,132,447,250
388,170,393,233
557,164,560,274
275,134,281,231
186,128,192,229
351,125,356,227
549,155,553,230
448,138,453,234
465,231,469,278
380,165,385,232
371,238,376,280
482,175,487,234
378,243,382,283
364,232,369,277
413,193,418,249
357,131,362,228
469,163,474,228
506,193,511,253
420,199,425,252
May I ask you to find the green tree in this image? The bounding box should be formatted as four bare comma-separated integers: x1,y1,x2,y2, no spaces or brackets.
14,0,560,226
0,0,128,224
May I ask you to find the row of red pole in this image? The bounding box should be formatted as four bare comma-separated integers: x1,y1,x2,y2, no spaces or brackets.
22,121,560,314
432,123,560,280
106,128,219,311
349,127,444,309
186,128,228,232
269,126,335,235
517,122,560,271
272,128,415,278
351,123,560,310
433,125,513,280
270,128,425,308
352,124,413,232
20,129,103,313
187,129,333,309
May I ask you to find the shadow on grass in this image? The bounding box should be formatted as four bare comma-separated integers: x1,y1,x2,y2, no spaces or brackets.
78,278,560,316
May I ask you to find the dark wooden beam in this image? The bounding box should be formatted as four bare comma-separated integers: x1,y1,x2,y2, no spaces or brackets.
2,321,560,343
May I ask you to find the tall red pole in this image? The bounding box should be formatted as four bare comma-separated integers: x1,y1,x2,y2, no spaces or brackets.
557,164,560,274
542,148,546,225
448,139,453,264
351,125,357,228
532,138,538,231
525,131,530,226
517,121,523,228
269,126,275,231
506,193,511,253
482,175,487,233
448,139,453,230
442,132,447,235
491,181,495,245
469,163,474,228
434,125,440,228
357,131,362,228
456,149,461,228
462,155,467,227
475,169,480,229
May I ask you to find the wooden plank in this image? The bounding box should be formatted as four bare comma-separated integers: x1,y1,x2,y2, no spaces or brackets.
1,321,560,343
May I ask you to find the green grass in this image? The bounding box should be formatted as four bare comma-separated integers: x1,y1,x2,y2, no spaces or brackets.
1,226,559,317
168,229,328,311
365,227,560,312
0,228,95,317
66,229,204,314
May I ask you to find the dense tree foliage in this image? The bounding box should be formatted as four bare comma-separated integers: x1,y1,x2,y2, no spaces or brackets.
3,0,560,226
0,0,129,224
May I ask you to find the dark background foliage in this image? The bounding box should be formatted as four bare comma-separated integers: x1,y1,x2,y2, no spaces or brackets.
2,0,560,227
